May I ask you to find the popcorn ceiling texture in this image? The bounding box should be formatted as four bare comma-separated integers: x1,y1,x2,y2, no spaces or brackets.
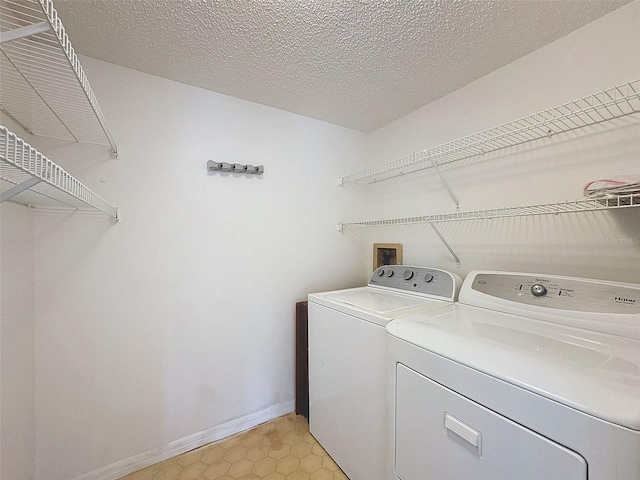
54,0,630,132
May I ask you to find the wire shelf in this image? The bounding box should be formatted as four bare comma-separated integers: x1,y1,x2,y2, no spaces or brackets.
340,80,640,185
0,0,117,154
338,194,640,230
0,125,118,220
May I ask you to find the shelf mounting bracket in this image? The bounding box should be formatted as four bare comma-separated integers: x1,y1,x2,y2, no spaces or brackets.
429,222,461,267
0,177,43,203
0,22,51,44
430,158,459,209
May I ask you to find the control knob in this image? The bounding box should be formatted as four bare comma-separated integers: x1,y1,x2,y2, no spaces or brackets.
403,269,414,280
424,273,434,283
531,284,547,297
386,270,394,277
377,269,385,276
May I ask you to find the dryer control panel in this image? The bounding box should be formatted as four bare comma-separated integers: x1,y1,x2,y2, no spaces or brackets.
461,271,640,339
471,273,640,314
369,265,462,301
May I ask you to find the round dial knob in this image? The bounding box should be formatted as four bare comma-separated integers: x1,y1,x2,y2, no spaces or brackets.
377,269,385,277
403,269,414,280
531,284,547,297
424,273,434,283
386,270,394,277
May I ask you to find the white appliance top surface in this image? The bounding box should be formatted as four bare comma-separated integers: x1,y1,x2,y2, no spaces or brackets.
387,304,640,430
309,286,452,327
326,289,448,315
308,265,462,326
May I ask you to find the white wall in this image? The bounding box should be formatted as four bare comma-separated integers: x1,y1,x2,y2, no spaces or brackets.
26,59,368,479
359,0,640,283
0,202,36,480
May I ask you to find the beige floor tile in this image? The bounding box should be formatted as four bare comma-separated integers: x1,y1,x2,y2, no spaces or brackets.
310,470,333,480
178,450,204,467
119,414,349,480
224,445,249,463
285,472,309,480
301,433,315,445
204,460,230,480
221,436,243,449
282,431,305,446
275,455,299,475
252,457,277,476
263,472,285,480
321,456,338,472
246,444,270,462
290,442,312,459
299,454,322,474
267,444,291,461
202,446,226,464
228,458,253,478
241,432,264,448
178,461,207,480
294,422,309,433
274,421,295,434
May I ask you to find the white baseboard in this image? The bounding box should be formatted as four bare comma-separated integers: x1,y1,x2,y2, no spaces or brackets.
73,401,295,480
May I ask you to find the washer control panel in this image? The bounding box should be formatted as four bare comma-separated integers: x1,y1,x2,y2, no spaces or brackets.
369,265,461,300
471,273,640,314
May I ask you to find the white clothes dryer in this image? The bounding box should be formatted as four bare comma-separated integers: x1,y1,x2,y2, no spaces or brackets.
308,265,462,480
387,270,640,480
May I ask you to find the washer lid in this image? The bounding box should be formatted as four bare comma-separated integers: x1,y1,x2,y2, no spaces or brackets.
387,304,640,430
309,287,451,326
326,289,435,314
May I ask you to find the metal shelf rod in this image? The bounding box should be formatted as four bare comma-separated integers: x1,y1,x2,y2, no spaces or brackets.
0,21,50,43
429,223,461,266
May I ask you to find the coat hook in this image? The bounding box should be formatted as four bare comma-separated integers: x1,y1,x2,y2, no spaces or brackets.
207,160,264,175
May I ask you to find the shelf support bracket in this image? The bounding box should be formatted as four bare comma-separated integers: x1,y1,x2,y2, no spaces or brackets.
0,22,51,44
430,159,459,209
429,223,461,267
0,177,43,203
0,107,34,135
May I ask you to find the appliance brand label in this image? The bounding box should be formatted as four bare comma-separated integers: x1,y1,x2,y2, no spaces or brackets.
615,296,637,304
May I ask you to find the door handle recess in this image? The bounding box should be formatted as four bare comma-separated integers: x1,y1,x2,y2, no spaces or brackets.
444,413,482,456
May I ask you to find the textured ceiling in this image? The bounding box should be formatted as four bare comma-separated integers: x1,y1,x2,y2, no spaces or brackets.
53,0,630,132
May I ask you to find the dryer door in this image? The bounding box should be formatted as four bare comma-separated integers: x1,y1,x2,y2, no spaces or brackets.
395,364,587,480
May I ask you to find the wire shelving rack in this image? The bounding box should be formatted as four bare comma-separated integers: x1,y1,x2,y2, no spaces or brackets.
338,194,640,230
339,80,640,185
0,125,119,220
0,0,118,155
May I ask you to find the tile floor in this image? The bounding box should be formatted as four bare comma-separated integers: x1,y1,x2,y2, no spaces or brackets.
120,413,349,480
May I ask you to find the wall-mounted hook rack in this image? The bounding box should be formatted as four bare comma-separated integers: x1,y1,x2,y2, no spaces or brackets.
207,160,264,175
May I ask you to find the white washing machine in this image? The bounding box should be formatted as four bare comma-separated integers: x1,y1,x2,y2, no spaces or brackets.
386,270,640,480
308,265,462,480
